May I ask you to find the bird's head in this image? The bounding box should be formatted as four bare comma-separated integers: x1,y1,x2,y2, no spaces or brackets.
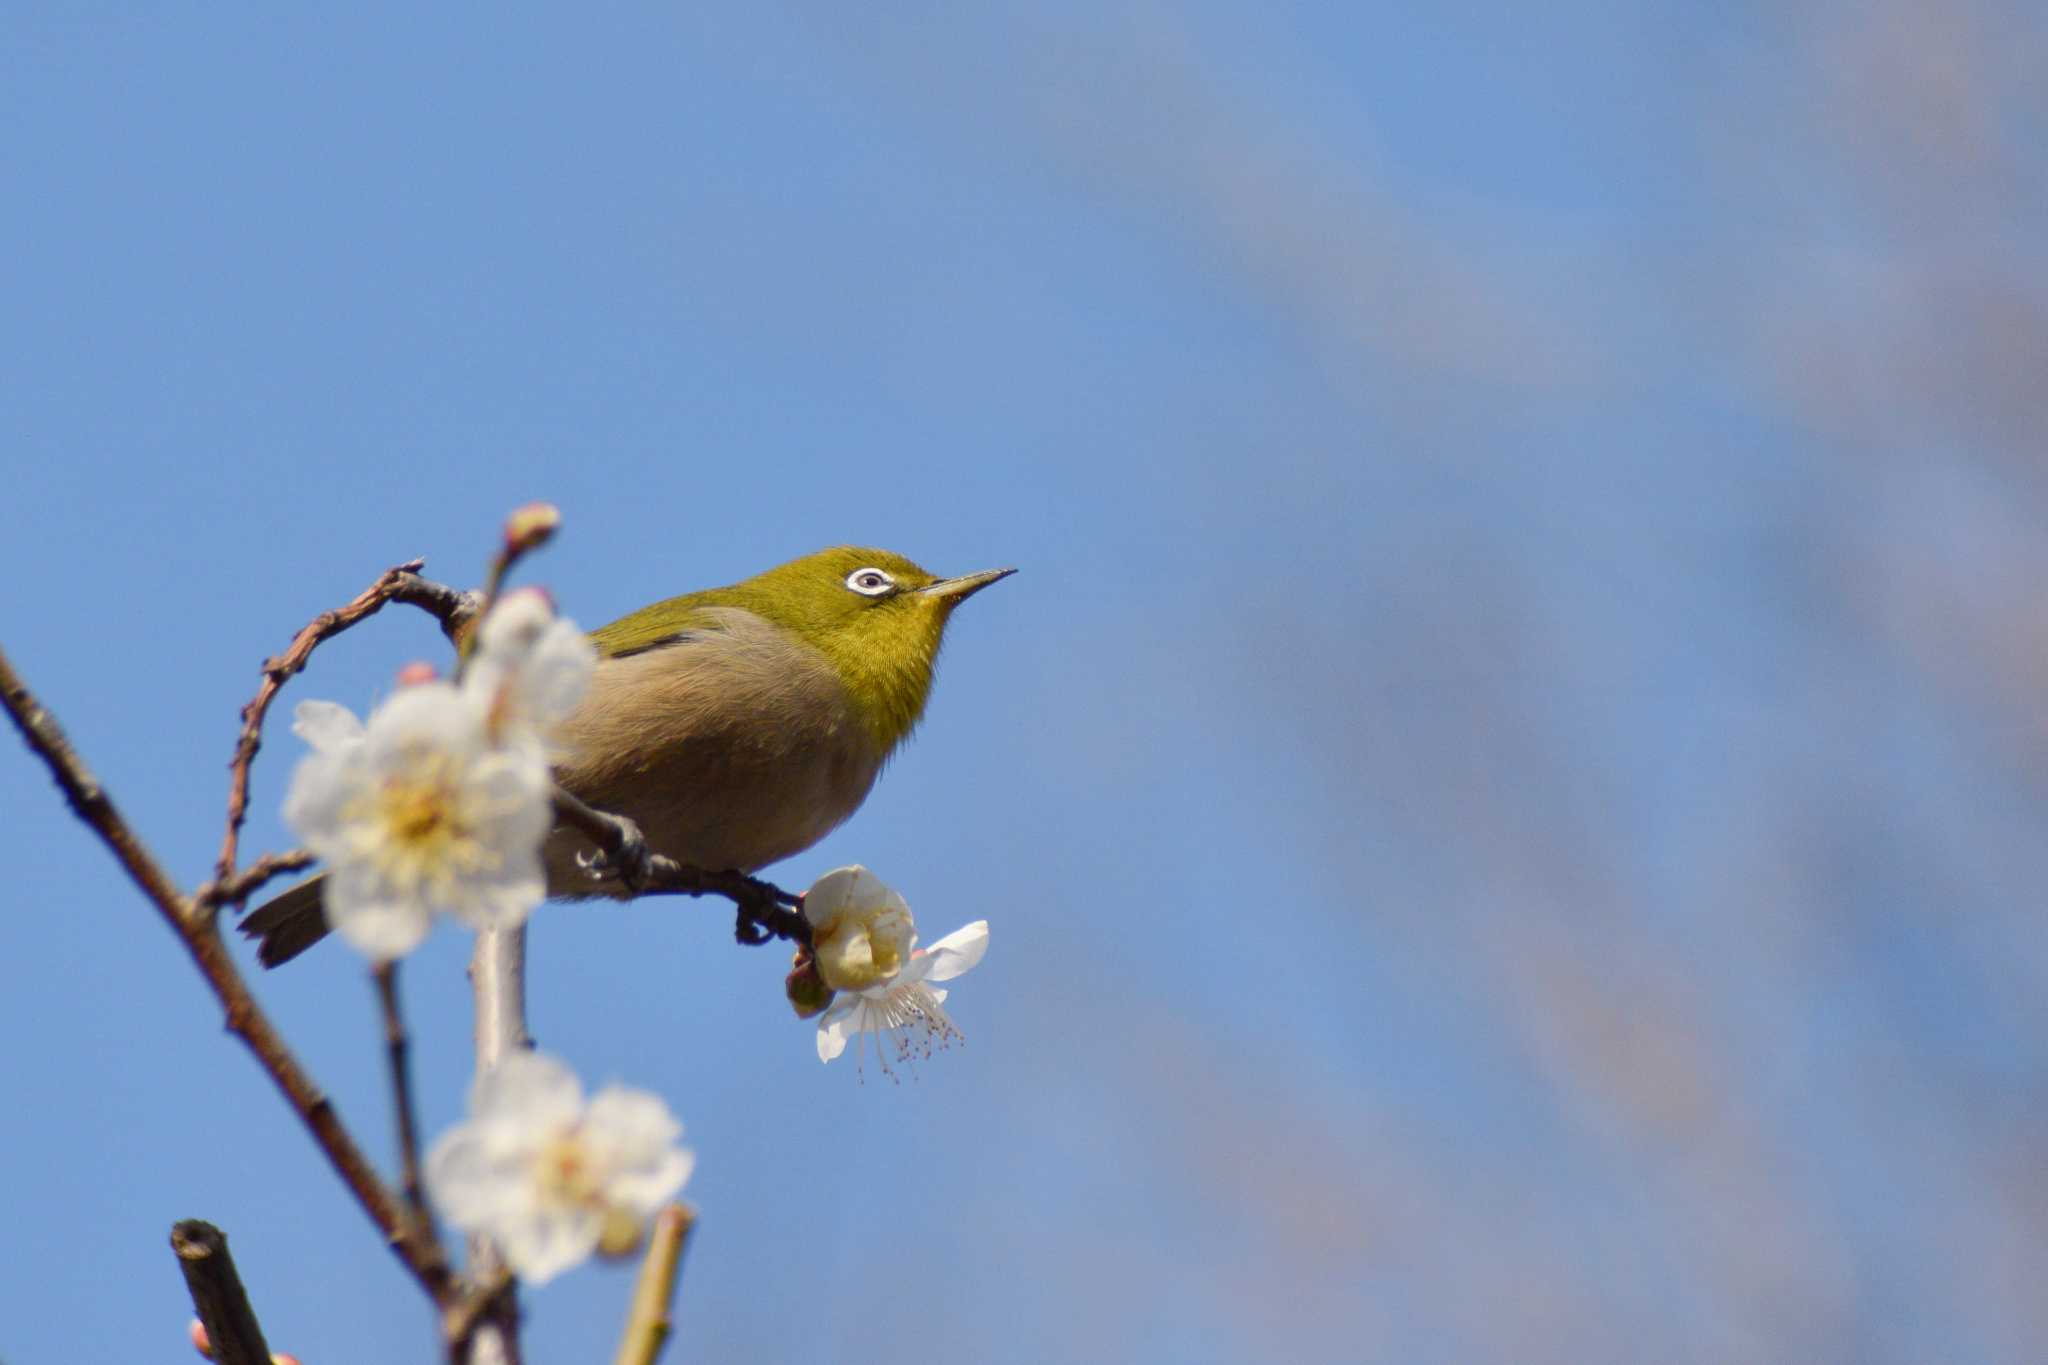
726,547,1013,750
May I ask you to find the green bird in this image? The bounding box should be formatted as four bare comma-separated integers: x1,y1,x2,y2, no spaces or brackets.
239,546,1013,966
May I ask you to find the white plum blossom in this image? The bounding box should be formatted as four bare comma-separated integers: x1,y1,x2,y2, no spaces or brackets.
281,680,554,959
806,865,916,993
463,587,596,754
425,1051,693,1285
278,593,591,960
814,921,988,1073
804,866,989,1075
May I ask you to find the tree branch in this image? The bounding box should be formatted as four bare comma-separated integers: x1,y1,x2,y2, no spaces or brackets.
171,1220,273,1365
552,787,810,947
2,645,196,918
463,924,530,1365
612,1205,695,1365
443,1272,515,1365
196,848,316,911
209,560,480,901
374,961,432,1228
0,642,456,1308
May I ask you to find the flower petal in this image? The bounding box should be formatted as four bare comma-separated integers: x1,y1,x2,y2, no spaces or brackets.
322,865,432,960
290,699,365,754
441,838,548,933
467,593,596,741
518,620,597,725
424,1124,518,1226
815,995,859,1062
476,587,554,653
280,751,357,853
355,682,485,769
802,865,869,931
584,1087,683,1152
917,920,989,983
500,1206,603,1285
586,1085,695,1211
473,1051,585,1128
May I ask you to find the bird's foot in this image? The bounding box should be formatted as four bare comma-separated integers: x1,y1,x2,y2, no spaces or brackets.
733,883,807,946
573,811,652,894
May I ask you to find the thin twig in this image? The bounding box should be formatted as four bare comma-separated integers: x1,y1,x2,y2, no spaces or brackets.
455,503,557,682
196,848,317,910
171,1220,274,1365
389,572,483,642
209,560,479,901
612,1205,696,1365
553,787,810,946
0,643,456,1308
643,859,810,947
374,961,432,1228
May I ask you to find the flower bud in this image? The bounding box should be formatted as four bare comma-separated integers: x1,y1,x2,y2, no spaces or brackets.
596,1204,646,1260
187,1321,300,1365
785,950,832,1019
394,660,439,688
503,502,562,554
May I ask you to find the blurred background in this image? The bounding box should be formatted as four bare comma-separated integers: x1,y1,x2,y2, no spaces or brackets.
4,3,2045,1361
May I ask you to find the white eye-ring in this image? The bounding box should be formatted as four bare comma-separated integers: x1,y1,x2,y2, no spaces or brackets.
845,566,897,597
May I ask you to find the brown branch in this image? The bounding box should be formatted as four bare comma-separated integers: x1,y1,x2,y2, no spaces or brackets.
374,961,432,1227
209,561,480,899
171,1220,273,1365
196,848,317,910
553,787,810,946
646,859,810,948
389,571,483,641
2,646,195,918
612,1205,696,1365
0,642,456,1308
443,1272,514,1364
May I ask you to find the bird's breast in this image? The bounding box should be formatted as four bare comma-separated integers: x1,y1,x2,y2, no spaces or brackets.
542,609,885,894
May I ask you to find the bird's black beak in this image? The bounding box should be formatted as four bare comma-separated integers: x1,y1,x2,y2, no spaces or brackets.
920,567,1016,604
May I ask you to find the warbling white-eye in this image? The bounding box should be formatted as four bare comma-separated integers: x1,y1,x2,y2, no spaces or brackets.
239,546,1013,966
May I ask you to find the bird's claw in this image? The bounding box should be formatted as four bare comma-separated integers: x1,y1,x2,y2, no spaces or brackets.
574,813,652,893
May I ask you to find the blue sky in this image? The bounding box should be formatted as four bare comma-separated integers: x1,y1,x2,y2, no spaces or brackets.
4,4,2046,1362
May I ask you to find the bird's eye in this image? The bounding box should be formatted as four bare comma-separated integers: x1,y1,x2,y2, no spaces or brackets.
845,567,896,597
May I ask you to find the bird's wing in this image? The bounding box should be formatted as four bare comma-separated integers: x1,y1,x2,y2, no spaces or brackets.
587,593,738,660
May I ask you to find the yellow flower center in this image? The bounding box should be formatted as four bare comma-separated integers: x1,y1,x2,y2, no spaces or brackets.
331,742,511,909
531,1126,645,1253
383,780,452,846
533,1128,604,1209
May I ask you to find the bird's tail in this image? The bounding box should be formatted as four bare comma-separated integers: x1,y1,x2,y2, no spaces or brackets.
238,874,332,967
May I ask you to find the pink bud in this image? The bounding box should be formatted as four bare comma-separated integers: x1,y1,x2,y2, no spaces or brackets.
500,584,558,615
394,661,438,688
187,1315,300,1364
503,502,562,553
